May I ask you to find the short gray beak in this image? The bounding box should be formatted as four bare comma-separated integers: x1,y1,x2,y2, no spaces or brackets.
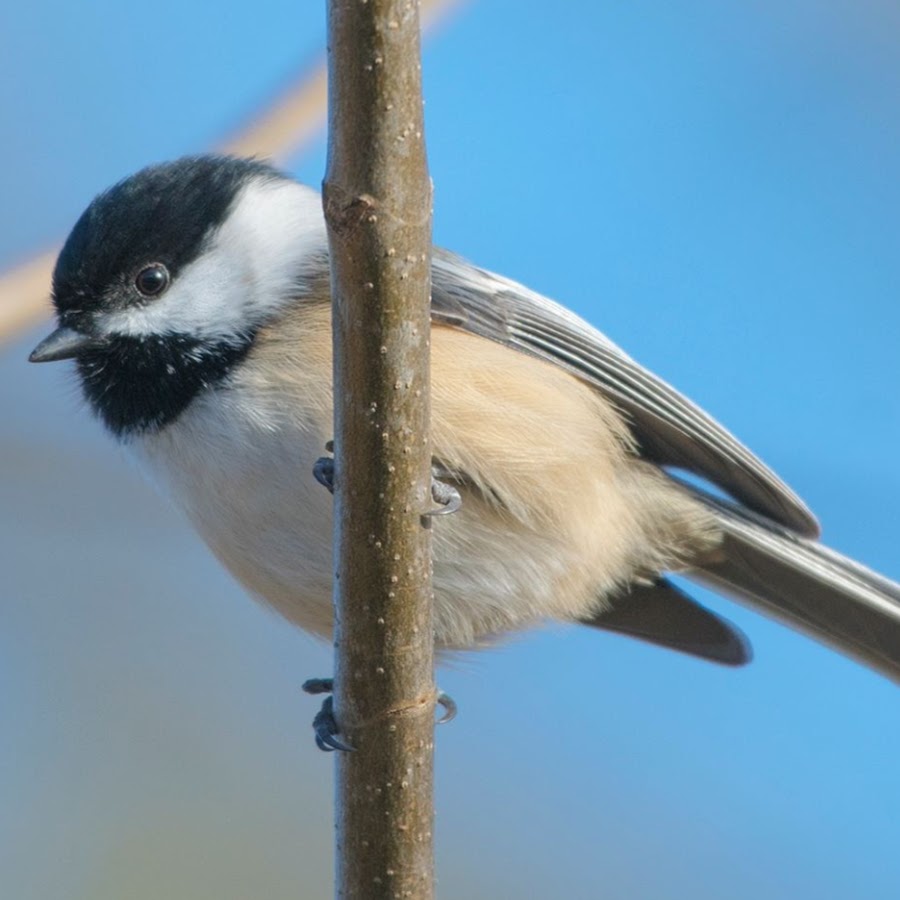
28,326,108,363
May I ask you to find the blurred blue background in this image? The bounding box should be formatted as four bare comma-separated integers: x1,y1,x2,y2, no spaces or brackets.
3,1,900,897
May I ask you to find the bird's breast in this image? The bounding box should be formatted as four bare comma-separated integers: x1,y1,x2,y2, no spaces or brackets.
133,381,339,637
128,315,713,650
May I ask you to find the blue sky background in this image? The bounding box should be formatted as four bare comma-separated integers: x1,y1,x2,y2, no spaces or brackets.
2,1,900,897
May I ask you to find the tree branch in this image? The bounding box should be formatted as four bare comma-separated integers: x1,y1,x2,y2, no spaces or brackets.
323,0,436,896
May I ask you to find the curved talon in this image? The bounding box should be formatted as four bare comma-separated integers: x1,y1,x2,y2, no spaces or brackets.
312,695,355,753
305,678,452,748
436,690,457,724
425,478,462,517
312,457,335,494
304,678,353,752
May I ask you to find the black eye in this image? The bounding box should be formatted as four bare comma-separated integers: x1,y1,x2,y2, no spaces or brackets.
135,263,170,297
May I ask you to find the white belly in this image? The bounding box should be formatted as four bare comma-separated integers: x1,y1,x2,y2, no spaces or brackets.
134,386,338,637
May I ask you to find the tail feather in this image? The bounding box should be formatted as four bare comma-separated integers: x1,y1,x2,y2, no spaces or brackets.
685,487,900,683
584,577,752,666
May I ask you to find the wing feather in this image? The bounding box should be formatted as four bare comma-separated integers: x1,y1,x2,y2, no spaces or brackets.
431,250,819,537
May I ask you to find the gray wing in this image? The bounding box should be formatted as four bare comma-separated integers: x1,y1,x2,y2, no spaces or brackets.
431,249,819,537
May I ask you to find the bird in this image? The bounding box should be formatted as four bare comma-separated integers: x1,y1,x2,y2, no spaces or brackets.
29,154,900,689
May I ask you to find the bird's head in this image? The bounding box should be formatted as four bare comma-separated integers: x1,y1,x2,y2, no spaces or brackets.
29,155,325,437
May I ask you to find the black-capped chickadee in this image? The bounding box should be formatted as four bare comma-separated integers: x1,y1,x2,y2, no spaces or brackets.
29,155,900,679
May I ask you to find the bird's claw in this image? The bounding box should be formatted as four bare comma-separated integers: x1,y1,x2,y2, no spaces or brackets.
315,445,461,517
312,695,355,752
303,678,354,752
436,690,457,724
425,467,462,517
302,677,334,695
303,679,455,751
312,456,334,494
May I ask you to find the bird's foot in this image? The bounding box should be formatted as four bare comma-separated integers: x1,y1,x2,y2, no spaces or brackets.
312,441,336,494
424,463,462,517
302,677,354,752
302,678,457,752
436,690,458,724
313,444,461,516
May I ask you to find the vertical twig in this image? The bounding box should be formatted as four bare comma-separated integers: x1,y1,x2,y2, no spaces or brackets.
323,0,435,898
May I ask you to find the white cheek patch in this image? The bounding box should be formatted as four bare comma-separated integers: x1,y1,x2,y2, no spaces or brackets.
99,178,327,342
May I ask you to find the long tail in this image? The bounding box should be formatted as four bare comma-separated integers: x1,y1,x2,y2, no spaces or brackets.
683,483,900,683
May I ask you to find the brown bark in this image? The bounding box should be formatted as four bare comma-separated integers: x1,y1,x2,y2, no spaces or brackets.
323,0,436,897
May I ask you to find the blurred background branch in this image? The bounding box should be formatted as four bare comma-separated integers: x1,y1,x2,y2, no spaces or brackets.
0,0,461,349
